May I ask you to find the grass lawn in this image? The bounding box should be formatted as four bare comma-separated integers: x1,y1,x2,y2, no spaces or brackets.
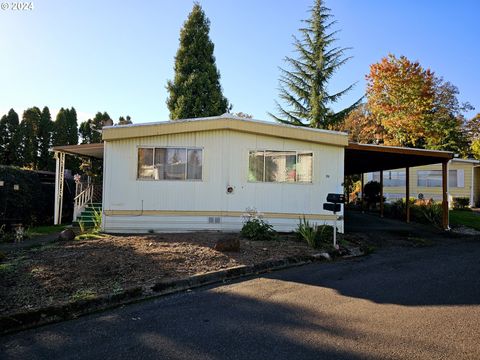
27,224,68,237
449,210,480,231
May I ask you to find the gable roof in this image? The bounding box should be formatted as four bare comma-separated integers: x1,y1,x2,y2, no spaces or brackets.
101,114,349,147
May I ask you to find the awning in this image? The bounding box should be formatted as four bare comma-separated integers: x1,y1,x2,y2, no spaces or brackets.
345,143,453,175
51,143,104,159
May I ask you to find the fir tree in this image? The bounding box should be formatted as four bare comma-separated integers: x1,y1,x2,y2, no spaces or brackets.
37,106,54,171
270,0,360,128
0,109,21,166
53,107,78,146
79,112,112,144
20,107,43,169
118,115,132,125
166,3,230,119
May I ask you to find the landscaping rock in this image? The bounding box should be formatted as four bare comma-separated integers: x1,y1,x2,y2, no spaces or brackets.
214,237,240,252
343,246,364,258
58,229,76,241
313,252,331,261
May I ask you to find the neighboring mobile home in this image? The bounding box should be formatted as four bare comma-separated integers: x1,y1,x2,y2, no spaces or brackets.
365,158,480,207
100,115,348,233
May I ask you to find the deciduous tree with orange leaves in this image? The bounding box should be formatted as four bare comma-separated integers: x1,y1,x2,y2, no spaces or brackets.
366,54,436,147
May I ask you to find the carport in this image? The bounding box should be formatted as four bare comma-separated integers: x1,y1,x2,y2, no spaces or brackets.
52,143,104,225
344,143,454,230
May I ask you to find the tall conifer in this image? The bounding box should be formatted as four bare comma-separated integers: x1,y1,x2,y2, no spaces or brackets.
270,0,360,128
0,109,21,166
166,3,230,119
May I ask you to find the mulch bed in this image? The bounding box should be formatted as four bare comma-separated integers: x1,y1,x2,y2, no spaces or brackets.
0,233,320,316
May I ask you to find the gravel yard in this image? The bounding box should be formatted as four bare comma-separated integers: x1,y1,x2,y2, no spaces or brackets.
0,232,320,315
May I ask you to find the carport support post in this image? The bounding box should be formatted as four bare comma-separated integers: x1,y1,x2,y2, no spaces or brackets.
405,167,410,223
442,160,449,230
360,173,364,212
54,151,65,225
380,170,384,218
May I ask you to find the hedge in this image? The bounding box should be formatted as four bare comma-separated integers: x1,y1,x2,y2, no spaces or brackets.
0,166,74,229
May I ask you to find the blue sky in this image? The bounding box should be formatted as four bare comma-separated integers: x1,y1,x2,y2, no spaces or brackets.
0,0,478,124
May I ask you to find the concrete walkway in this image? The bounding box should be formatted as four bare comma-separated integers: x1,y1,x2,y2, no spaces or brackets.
0,232,60,252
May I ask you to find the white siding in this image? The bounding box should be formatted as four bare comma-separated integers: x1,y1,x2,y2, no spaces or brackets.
103,129,345,233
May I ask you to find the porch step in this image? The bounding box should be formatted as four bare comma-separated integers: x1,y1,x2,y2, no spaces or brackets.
75,203,102,230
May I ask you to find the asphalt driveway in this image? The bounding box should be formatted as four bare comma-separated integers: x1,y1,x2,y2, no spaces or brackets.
1,239,480,359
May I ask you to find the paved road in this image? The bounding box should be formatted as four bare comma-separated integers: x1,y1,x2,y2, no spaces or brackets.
2,240,480,360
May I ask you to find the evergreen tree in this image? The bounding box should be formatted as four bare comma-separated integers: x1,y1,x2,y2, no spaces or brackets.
270,0,360,128
52,107,79,172
79,111,112,144
0,109,21,166
37,106,54,171
20,107,42,169
118,115,132,125
53,107,78,146
166,3,230,119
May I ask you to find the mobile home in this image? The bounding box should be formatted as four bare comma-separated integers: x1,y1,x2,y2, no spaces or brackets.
100,115,348,233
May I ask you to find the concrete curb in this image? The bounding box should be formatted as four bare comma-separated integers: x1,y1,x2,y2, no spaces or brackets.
0,250,364,335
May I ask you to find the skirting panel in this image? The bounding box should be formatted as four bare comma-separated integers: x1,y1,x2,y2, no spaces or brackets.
103,214,344,234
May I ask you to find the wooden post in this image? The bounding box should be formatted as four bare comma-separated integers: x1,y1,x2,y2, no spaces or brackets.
406,167,410,223
442,160,449,230
361,173,364,212
380,170,384,218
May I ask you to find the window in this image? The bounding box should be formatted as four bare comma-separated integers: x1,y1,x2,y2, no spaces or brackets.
248,150,313,183
372,170,405,187
417,170,459,188
137,147,202,180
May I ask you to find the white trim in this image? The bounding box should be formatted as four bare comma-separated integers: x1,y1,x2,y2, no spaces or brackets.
136,146,204,181
450,158,480,164
247,149,314,184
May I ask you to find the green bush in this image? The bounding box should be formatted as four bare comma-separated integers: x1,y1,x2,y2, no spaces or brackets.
453,197,470,210
296,217,317,248
0,165,74,228
296,217,334,249
383,198,442,228
363,181,382,209
241,218,276,241
413,202,442,228
315,225,334,244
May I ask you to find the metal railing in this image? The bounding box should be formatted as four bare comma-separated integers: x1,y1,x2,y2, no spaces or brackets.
73,183,94,221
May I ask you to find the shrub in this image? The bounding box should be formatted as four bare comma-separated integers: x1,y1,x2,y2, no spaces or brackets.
0,165,74,228
92,206,102,233
296,217,318,248
415,202,442,228
241,218,276,241
363,181,382,209
241,208,276,241
453,197,470,210
384,198,442,228
296,217,335,249
315,225,334,244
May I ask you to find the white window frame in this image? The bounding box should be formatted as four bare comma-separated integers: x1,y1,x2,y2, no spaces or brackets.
136,146,204,182
247,150,314,184
417,169,459,188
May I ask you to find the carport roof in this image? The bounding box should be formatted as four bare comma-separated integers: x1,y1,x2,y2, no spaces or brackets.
345,142,454,175
51,143,104,159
